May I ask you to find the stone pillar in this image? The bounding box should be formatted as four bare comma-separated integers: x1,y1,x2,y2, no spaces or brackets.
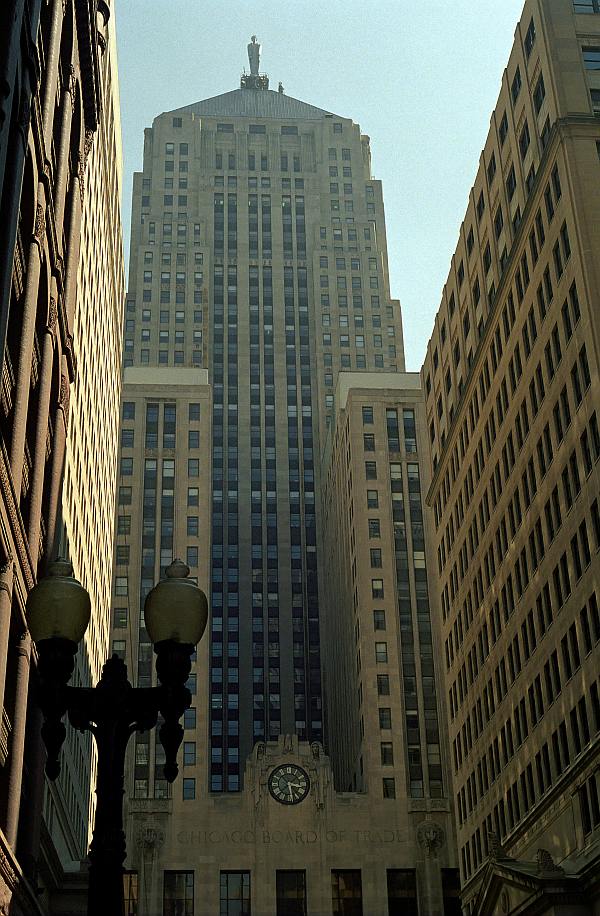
41,0,64,147
0,48,35,373
53,79,74,236
26,293,57,572
63,166,84,327
0,559,14,733
5,632,31,848
17,689,46,882
10,195,46,498
44,360,69,560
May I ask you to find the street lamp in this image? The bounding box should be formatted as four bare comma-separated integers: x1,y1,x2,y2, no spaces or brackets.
26,557,208,916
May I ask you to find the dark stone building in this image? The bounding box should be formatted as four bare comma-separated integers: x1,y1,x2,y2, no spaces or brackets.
0,1,110,912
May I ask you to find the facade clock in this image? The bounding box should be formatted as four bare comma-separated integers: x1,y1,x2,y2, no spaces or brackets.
268,764,310,805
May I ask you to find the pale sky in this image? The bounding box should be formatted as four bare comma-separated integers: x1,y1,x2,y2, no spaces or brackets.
115,0,525,370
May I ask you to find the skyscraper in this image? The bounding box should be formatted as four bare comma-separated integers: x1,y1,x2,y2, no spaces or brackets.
116,37,403,793
113,39,459,915
421,1,600,912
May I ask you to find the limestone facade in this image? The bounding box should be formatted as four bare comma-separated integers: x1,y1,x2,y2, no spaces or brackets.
420,1,600,912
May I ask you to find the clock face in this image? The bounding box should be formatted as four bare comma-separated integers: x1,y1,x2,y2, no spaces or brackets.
268,764,310,805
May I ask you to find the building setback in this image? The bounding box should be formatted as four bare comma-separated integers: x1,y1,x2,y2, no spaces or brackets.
421,1,600,912
321,371,458,913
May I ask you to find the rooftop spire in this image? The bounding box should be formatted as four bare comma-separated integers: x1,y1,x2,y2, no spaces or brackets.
241,35,269,91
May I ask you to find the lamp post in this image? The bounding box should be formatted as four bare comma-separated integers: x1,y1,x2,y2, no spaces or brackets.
25,557,208,916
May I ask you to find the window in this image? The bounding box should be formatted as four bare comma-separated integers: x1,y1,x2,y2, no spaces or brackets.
511,67,522,103
220,872,251,916
124,872,138,916
276,870,307,916
369,519,381,539
372,579,384,599
583,46,600,69
331,870,362,916
183,778,195,799
499,111,509,146
363,434,375,452
362,406,374,424
387,870,417,916
506,165,516,200
379,707,391,729
519,121,531,160
377,675,390,696
375,641,388,663
524,17,536,58
373,609,386,630
575,0,600,11
534,73,546,114
382,777,396,798
183,742,196,766
163,872,194,916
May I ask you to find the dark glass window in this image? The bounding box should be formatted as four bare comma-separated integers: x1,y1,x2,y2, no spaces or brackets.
163,871,194,916
387,870,417,916
124,872,138,916
332,870,362,916
220,871,251,916
276,871,307,916
442,869,461,916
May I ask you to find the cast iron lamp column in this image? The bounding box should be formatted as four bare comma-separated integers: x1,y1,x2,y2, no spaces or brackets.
25,558,208,916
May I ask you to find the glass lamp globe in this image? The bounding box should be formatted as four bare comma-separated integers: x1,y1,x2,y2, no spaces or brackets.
26,558,91,644
144,559,208,646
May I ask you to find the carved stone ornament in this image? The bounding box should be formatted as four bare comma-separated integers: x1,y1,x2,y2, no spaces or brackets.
536,848,563,873
78,152,86,203
0,554,13,577
0,451,33,589
48,297,58,333
69,64,77,111
416,821,445,858
34,203,46,244
59,373,70,422
283,734,294,754
84,128,94,163
18,90,31,139
135,825,165,852
487,829,502,860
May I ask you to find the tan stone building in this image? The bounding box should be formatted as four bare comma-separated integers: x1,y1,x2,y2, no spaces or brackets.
420,0,600,912
111,38,459,916
321,371,459,913
112,366,212,809
125,735,459,916
49,5,125,869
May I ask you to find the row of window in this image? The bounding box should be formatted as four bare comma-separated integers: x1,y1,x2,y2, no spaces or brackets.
448,484,600,724
454,584,599,778
460,670,600,882
426,55,565,454
438,286,585,623
127,865,456,916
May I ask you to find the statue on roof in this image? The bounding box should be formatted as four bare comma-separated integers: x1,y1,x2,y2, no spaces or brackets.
248,36,260,76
